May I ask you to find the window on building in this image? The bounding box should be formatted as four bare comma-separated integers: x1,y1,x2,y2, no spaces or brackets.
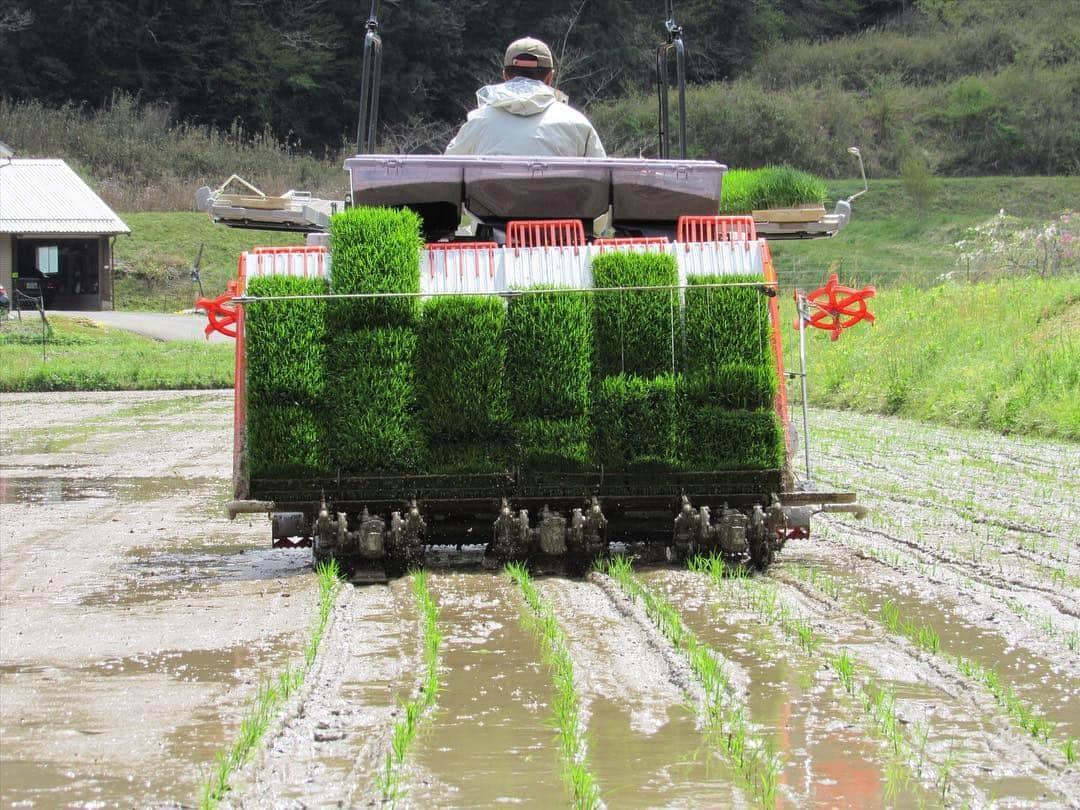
36,245,59,275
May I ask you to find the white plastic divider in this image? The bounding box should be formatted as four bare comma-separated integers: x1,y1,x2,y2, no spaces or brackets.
238,240,767,293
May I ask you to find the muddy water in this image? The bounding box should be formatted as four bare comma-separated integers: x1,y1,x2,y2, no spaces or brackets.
781,556,1080,741
403,573,565,807
541,577,741,808
647,569,906,809
1,390,316,806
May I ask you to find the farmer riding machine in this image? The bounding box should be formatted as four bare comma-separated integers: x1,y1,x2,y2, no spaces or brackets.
198,2,867,580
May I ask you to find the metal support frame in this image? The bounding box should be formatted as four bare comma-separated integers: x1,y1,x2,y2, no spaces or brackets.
656,0,688,159
795,291,813,485
356,1,383,154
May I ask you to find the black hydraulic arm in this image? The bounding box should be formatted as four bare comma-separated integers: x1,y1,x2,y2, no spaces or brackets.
656,0,687,159
356,0,383,154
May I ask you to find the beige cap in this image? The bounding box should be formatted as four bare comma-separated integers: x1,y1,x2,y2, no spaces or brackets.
504,37,554,69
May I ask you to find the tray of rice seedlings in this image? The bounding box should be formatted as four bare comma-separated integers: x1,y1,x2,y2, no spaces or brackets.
682,406,785,471
416,295,511,474
719,166,828,222
247,403,328,479
507,286,593,471
328,206,422,329
327,327,420,474
244,275,329,481
594,373,682,470
592,252,679,379
683,274,778,408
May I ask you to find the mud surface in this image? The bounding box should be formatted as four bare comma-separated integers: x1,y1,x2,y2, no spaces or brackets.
3,395,1077,807
0,391,315,806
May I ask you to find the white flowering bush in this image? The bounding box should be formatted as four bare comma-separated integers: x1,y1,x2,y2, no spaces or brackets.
949,211,1079,281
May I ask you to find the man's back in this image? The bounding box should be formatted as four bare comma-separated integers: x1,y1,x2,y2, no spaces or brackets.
445,77,605,158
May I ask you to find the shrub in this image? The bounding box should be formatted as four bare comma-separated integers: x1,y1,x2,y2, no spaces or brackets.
507,287,592,419
682,407,786,471
416,295,510,441
329,206,422,329
247,404,327,478
516,417,592,471
594,374,681,469
592,253,679,378
327,328,420,473
244,275,328,404
719,166,828,214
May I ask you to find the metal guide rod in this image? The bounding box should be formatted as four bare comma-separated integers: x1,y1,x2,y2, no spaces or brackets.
796,291,813,484
356,0,382,154
656,0,688,160
232,280,778,304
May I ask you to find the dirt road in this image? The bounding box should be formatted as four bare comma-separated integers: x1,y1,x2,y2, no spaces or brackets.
2,393,1077,807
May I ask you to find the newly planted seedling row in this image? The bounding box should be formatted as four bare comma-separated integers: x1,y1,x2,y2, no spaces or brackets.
506,564,602,809
375,570,444,802
601,557,782,807
200,560,343,809
786,563,1076,765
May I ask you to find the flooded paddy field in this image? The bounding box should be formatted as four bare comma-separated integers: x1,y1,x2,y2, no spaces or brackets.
1,393,1077,807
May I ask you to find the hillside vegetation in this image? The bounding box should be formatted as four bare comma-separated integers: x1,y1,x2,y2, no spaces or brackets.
1,0,1077,212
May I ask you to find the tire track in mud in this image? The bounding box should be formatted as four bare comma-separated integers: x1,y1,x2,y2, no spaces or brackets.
675,566,1076,807
397,572,566,808
538,575,743,808
229,581,417,809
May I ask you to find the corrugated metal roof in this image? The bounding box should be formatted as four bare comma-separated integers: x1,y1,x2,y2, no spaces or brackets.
0,158,130,235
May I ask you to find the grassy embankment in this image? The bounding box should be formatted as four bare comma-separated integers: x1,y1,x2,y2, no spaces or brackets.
0,316,233,391
774,176,1079,442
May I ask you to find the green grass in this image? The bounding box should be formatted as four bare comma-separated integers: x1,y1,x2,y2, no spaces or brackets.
244,275,327,404
594,373,681,470
786,276,1080,441
328,206,422,329
416,295,510,441
246,403,327,479
326,328,419,474
719,166,828,214
200,560,342,809
771,176,1080,289
507,287,592,420
112,212,303,312
506,563,601,809
591,253,679,378
375,569,443,803
0,315,233,391
423,441,511,475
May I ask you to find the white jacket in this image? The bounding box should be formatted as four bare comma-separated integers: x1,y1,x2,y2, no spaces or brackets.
445,78,606,158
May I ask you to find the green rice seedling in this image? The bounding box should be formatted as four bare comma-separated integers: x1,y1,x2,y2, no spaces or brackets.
328,206,422,329
246,403,327,478
591,252,679,378
506,563,602,809
416,295,510,441
244,275,328,404
199,560,342,809
683,361,778,410
326,327,420,473
594,373,681,469
516,416,592,471
1065,736,1076,765
507,286,592,419
834,649,856,693
682,406,785,471
718,166,828,215
881,599,900,633
375,568,443,802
